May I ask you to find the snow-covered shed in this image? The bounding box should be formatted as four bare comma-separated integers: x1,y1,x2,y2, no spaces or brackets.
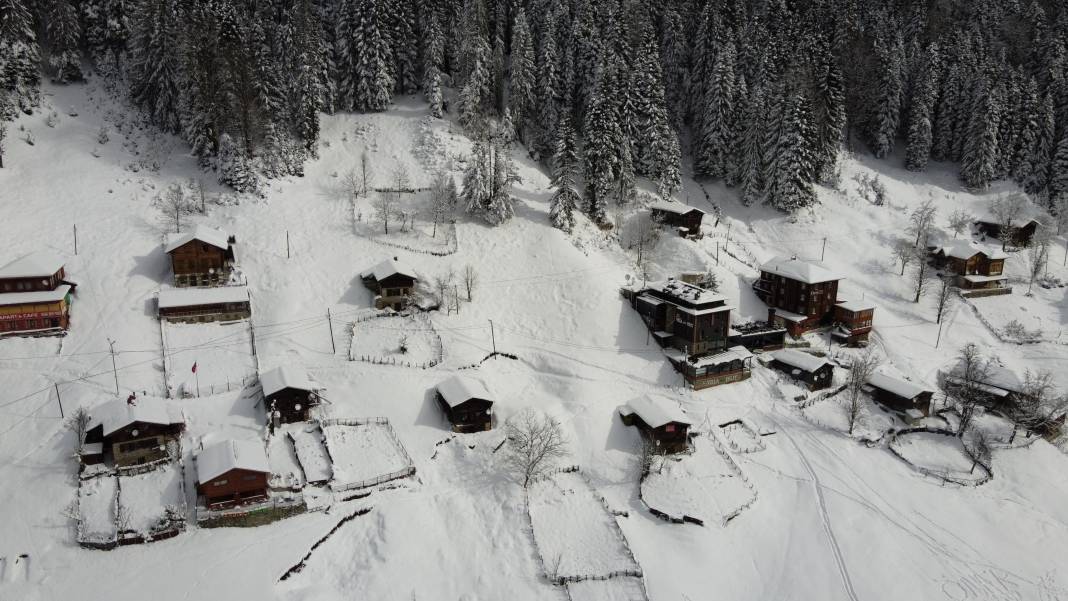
83,396,185,467
649,200,705,237
157,285,251,323
164,226,236,287
195,439,270,509
865,371,933,415
260,366,320,425
435,375,494,432
618,394,692,453
769,349,834,391
361,257,419,311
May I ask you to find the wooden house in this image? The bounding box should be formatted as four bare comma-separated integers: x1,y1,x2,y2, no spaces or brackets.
768,349,834,391
728,321,787,352
670,345,755,390
436,375,494,432
865,371,933,415
832,300,875,346
83,396,185,467
974,214,1042,247
260,366,320,425
0,251,75,337
632,278,732,357
930,240,1010,297
361,258,418,310
157,286,251,323
195,439,270,510
649,201,705,238
942,362,1025,407
164,227,236,287
753,256,843,337
618,394,692,453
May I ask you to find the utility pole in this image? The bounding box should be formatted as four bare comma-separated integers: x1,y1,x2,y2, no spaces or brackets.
286,230,291,259
725,222,731,251
176,206,181,234
327,309,336,354
716,242,720,265
73,224,78,255
935,318,944,349
107,338,120,395
54,383,64,418
489,320,497,356
821,237,827,262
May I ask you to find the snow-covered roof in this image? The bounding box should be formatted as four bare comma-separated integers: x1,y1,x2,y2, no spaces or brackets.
692,345,754,368
649,200,705,216
361,258,418,282
934,239,1007,261
260,366,315,397
760,256,842,285
0,251,65,279
196,438,270,483
836,300,874,313
0,284,71,306
945,362,1024,394
646,279,728,306
158,285,249,309
620,394,691,428
962,274,1007,283
164,226,231,254
867,371,931,400
88,396,184,437
437,375,494,408
770,308,808,323
771,349,832,373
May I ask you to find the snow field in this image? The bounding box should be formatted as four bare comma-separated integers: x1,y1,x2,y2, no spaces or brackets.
348,313,441,367
321,421,414,491
118,463,185,535
77,475,118,543
267,431,307,490
527,471,641,582
353,190,457,256
801,393,897,440
566,577,649,601
640,435,756,526
285,424,332,484
718,419,766,453
162,320,257,397
889,431,987,483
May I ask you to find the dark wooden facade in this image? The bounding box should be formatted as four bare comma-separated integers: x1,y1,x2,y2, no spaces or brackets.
437,394,493,432
832,304,874,346
769,357,834,391
168,239,234,287
0,290,72,335
729,320,787,352
84,421,184,467
0,257,74,336
267,386,318,424
869,386,932,415
158,300,251,323
754,273,840,337
0,265,66,292
362,273,417,310
633,282,731,357
197,468,270,510
975,219,1038,247
651,205,704,237
619,412,690,453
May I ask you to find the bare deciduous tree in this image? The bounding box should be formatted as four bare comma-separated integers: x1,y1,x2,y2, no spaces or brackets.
933,276,956,324
69,406,91,452
989,193,1027,250
845,350,881,436
1013,370,1068,437
373,191,397,234
360,150,373,196
502,408,568,488
909,244,933,302
342,167,363,204
155,182,196,233
892,238,914,275
908,199,938,247
0,120,7,168
965,429,991,474
434,269,454,309
462,264,478,301
947,208,973,238
429,171,453,238
941,343,992,437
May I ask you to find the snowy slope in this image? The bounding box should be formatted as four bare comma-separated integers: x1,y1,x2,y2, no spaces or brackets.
1,79,1068,601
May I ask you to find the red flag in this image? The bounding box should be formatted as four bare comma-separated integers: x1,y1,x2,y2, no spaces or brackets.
191,362,198,374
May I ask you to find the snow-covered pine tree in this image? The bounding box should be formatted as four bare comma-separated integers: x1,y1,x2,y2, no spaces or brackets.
613,142,636,207
959,81,1000,191
1011,77,1040,187
216,132,262,193
0,0,42,113
462,138,491,215
766,93,817,212
905,44,940,172
459,43,492,130
45,0,83,83
1048,128,1068,207
351,0,394,111
508,8,535,145
659,8,689,126
421,10,445,99
582,62,624,225
549,113,579,233
695,40,737,180
1023,93,1055,197
931,61,961,162
533,2,560,159
812,39,846,182
485,136,518,224
869,31,905,159
427,69,444,118
387,0,418,95
129,0,183,133
629,28,679,194
736,85,767,206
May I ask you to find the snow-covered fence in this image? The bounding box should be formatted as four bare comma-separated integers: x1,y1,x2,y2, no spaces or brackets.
317,418,416,493
277,505,374,582
348,312,444,368
798,384,848,409
705,432,758,525
959,295,1048,345
887,427,993,487
196,495,305,523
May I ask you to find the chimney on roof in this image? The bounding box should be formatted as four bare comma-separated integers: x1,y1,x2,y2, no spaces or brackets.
393,256,398,261
767,307,777,325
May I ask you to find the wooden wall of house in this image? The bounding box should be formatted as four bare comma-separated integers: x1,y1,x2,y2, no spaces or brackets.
438,395,493,431
198,469,269,508
0,267,64,292
0,298,69,333
267,388,316,423
759,273,839,322
169,242,229,276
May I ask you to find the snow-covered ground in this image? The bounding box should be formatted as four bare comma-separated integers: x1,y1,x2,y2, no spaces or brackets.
285,424,332,485
321,421,413,490
348,313,441,367
267,431,306,490
77,475,117,544
162,320,257,397
3,80,1068,600
118,463,185,535
889,431,987,482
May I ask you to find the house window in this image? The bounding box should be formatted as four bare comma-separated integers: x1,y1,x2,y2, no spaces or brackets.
242,475,259,481
214,479,228,486
665,424,676,433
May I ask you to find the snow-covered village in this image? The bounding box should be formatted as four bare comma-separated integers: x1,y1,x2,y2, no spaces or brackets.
3,1,1068,600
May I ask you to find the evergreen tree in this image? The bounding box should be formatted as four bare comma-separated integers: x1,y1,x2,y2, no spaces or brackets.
216,133,261,193
129,0,183,133
0,0,42,112
869,31,905,159
1024,94,1055,196
736,85,767,206
767,93,817,211
533,3,560,158
549,113,580,232
387,0,418,95
960,81,1000,190
1011,78,1040,186
46,0,83,83
1049,128,1068,206
508,8,535,144
905,45,940,172
813,41,846,181
582,64,624,225
695,40,737,179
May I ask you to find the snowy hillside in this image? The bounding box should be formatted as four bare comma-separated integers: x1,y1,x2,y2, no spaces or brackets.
2,79,1068,601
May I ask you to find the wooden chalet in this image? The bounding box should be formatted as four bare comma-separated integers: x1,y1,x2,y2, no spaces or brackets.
930,240,1010,297
157,285,251,323
618,394,692,453
195,439,270,510
865,371,933,415
974,213,1043,247
768,349,834,391
436,375,494,432
649,201,705,238
0,251,75,337
261,366,320,425
832,300,875,346
83,396,185,467
753,256,844,337
361,258,418,311
164,226,236,287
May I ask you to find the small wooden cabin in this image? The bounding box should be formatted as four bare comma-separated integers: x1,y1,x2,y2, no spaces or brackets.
671,345,754,390
195,439,270,510
930,240,1010,296
865,371,933,415
0,251,75,337
618,394,692,453
361,258,418,310
768,349,834,391
975,217,1041,247
436,375,494,432
832,300,875,346
83,396,186,467
157,286,251,323
649,201,705,238
261,366,319,424
753,256,843,336
164,227,236,287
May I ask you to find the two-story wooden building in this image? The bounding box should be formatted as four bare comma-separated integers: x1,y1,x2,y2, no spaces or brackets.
832,300,875,346
83,396,186,467
618,394,692,453
753,256,844,337
649,201,705,238
435,375,495,432
164,226,236,287
195,438,271,510
157,285,251,323
260,366,320,425
768,349,834,391
0,251,75,337
930,240,1010,297
865,371,933,415
361,258,418,311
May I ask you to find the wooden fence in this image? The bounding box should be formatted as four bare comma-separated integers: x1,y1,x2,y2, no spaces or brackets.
317,417,417,493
